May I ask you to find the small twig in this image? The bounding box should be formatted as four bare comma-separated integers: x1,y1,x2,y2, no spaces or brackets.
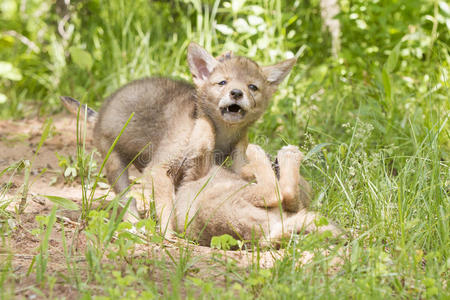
69,221,83,257
56,214,80,226
30,193,45,205
14,285,37,294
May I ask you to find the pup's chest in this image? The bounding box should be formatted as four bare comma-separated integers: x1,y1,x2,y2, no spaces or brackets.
214,137,238,165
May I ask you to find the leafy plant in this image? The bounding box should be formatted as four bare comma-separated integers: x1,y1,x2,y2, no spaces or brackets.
56,152,78,182
211,233,238,251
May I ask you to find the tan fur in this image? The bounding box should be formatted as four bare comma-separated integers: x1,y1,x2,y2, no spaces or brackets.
61,43,296,231
173,144,342,246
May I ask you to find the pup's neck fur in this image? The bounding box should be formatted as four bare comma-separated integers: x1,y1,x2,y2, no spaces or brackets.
195,103,247,157
213,121,248,154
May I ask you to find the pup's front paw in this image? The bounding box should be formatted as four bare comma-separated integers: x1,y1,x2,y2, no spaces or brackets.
188,118,215,156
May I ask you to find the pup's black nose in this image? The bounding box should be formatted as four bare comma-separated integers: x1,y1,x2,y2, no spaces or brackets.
230,89,243,100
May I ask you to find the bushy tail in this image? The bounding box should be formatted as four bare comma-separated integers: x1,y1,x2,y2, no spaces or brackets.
60,96,97,123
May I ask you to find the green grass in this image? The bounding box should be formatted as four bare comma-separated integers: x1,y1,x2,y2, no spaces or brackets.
1,0,449,298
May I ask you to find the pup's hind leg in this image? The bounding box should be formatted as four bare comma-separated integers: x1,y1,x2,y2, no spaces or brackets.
277,145,312,212
240,144,280,208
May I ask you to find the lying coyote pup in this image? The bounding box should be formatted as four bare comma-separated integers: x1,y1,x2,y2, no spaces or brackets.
61,43,297,230
173,144,341,245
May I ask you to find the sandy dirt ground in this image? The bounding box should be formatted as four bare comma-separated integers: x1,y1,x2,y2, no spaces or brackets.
0,115,342,299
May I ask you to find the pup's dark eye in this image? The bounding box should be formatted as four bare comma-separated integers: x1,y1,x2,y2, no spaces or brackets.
218,80,227,86
248,84,258,91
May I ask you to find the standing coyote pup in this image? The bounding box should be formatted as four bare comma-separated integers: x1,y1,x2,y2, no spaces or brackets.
173,144,341,246
61,43,296,230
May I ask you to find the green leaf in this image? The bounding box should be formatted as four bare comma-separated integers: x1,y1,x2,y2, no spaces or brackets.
305,143,332,160
385,42,401,73
69,47,93,71
211,234,238,250
64,166,77,178
382,68,392,103
117,222,133,231
314,216,329,227
42,195,79,211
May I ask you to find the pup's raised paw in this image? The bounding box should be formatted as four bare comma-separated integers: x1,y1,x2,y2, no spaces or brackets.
241,144,273,181
277,145,304,168
246,144,271,165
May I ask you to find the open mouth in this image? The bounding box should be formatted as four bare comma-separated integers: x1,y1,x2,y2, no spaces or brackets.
220,104,246,122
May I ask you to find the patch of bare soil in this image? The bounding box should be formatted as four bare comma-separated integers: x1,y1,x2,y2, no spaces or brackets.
0,116,342,299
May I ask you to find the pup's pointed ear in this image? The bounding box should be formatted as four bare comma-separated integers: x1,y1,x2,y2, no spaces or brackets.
262,57,297,85
187,42,218,86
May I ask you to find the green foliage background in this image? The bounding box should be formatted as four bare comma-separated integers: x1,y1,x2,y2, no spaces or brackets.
1,0,448,119
0,0,449,298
